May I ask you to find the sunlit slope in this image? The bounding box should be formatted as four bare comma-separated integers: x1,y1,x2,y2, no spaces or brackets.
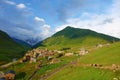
39,26,120,50
47,42,120,80
79,42,120,65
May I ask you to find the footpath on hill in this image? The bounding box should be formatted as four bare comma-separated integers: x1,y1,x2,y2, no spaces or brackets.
39,62,120,80
38,59,79,80
0,61,17,68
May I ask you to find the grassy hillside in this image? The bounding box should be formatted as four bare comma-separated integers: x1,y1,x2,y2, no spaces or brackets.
0,30,30,65
39,26,120,50
1,56,78,80
47,66,115,80
79,42,120,65
2,42,120,80
1,27,120,80
47,42,120,80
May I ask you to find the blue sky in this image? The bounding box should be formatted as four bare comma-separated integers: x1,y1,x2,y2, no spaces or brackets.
0,0,120,44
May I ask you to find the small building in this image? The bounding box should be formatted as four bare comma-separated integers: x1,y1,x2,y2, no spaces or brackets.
49,59,60,64
30,58,37,63
4,70,15,80
47,56,53,60
57,51,63,53
65,53,74,56
79,48,88,55
96,44,103,48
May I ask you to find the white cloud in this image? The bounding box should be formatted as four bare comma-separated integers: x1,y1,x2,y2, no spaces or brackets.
43,24,51,30
34,17,45,22
4,1,27,9
56,0,120,38
17,3,26,9
33,17,52,40
4,0,16,5
41,25,52,38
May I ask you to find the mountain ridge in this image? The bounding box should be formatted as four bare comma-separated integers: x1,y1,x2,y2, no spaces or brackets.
38,26,120,50
12,38,32,47
0,30,30,65
53,26,119,41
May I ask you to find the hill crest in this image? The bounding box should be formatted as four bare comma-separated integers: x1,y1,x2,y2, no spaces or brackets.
37,26,120,50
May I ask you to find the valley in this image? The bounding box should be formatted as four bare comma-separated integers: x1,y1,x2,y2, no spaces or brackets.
0,27,120,80
1,0,120,79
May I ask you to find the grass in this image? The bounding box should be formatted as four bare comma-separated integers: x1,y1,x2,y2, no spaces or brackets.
1,26,120,80
0,56,79,80
39,26,120,51
39,36,109,52
79,42,120,65
47,66,118,80
46,42,120,80
0,62,38,80
32,56,79,80
2,42,120,80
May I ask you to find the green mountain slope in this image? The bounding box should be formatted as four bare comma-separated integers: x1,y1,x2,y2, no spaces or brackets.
39,26,120,50
47,42,120,80
0,30,30,65
79,42,120,65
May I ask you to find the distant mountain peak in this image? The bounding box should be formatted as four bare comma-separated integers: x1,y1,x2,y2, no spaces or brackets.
36,26,120,49
53,26,92,38
65,26,73,28
63,26,77,30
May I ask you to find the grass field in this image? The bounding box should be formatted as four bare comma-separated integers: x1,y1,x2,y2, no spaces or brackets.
47,66,117,80
79,42,120,65
33,56,79,80
46,42,120,80
39,36,110,52
0,56,79,80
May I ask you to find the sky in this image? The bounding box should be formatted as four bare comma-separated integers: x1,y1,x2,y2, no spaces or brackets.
0,0,120,44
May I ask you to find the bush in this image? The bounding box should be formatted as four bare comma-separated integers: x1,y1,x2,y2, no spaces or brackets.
60,47,71,51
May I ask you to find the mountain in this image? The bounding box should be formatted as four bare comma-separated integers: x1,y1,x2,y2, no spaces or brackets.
0,30,30,65
12,38,32,47
38,26,120,50
25,38,42,46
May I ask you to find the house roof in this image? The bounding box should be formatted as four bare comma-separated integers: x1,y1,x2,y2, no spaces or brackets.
5,70,15,74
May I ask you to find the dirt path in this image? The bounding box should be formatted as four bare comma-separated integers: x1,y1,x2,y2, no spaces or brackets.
39,61,120,80
28,69,39,80
0,61,17,68
28,64,43,80
27,60,77,80
39,59,78,80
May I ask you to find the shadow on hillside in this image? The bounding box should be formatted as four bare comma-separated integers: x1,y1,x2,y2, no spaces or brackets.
15,72,26,80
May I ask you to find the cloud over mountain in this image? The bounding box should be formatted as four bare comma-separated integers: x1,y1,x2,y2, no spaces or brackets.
56,0,120,38
0,0,52,45
0,0,120,45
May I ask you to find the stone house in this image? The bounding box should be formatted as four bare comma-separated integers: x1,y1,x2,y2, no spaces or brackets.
65,53,74,56
79,48,88,55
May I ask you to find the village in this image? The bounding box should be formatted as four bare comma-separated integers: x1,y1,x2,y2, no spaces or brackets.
20,47,89,64
0,46,89,80
0,43,114,80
